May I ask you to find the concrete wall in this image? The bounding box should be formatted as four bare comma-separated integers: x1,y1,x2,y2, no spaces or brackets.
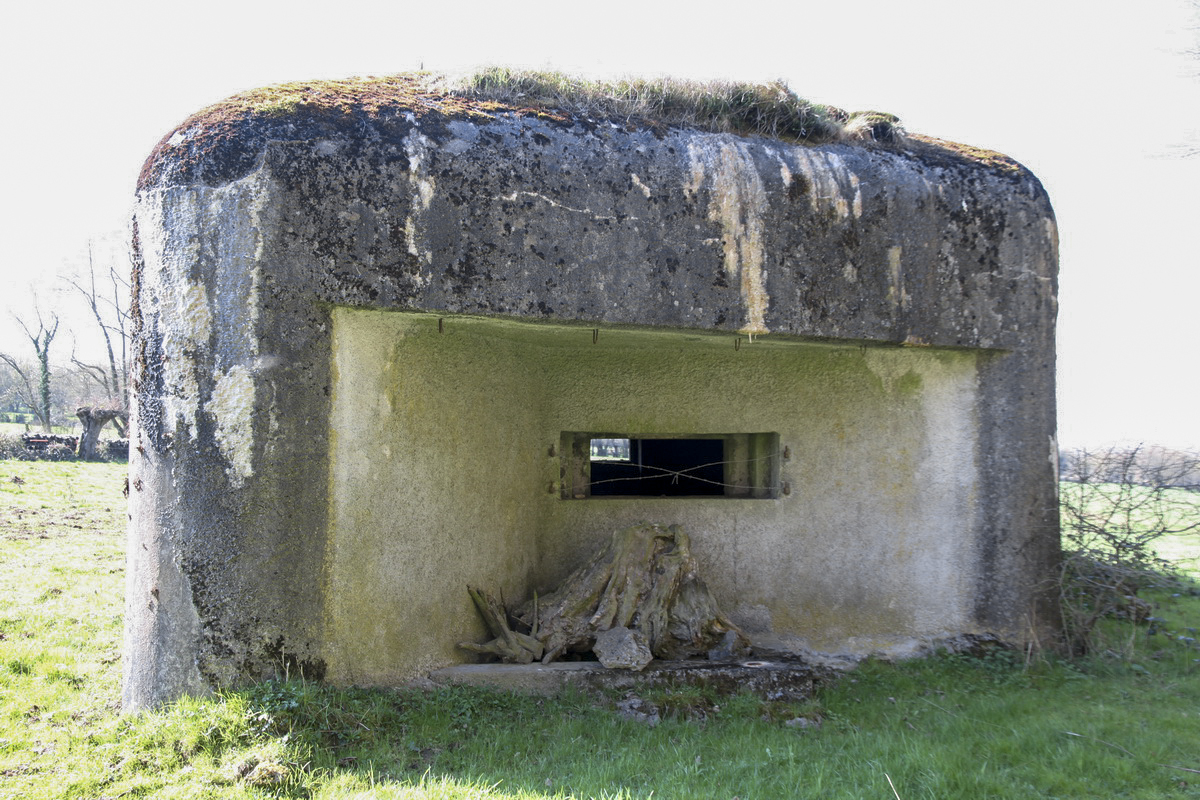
126,82,1058,708
326,310,982,683
326,311,547,683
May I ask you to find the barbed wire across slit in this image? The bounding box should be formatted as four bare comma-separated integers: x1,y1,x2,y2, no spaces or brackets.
588,450,782,492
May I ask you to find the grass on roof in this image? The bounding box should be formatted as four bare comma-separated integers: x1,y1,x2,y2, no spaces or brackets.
196,68,906,146
443,67,892,144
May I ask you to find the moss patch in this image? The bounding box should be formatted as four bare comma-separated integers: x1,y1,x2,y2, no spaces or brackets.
137,74,507,189
906,134,1027,176
138,69,1029,191
138,71,893,189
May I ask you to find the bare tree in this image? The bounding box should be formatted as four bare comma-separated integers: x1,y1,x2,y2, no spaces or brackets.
66,241,130,446
0,354,36,424
75,405,125,460
66,242,129,422
0,360,19,414
0,308,59,431
1058,444,1200,655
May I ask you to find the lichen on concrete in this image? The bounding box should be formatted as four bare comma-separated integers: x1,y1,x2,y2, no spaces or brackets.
207,365,256,487
135,198,212,439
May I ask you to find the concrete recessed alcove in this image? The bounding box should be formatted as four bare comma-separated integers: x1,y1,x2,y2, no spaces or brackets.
124,73,1059,709
326,310,984,684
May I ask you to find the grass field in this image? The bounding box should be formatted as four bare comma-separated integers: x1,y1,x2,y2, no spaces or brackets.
0,423,78,437
1060,480,1200,575
1156,531,1200,574
1,460,1199,799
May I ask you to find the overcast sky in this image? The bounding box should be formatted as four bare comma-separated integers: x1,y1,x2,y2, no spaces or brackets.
1,0,1198,449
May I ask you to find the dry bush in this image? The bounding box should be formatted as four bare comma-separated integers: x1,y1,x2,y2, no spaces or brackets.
442,68,903,144
1058,445,1200,655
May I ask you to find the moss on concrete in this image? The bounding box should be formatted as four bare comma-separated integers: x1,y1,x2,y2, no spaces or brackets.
138,70,1025,192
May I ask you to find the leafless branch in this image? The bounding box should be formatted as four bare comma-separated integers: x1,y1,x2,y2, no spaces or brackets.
0,352,38,411
7,305,59,430
1058,444,1200,654
64,240,129,412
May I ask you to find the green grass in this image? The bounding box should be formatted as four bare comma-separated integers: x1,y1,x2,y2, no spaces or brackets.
1157,531,1200,575
1,462,1198,799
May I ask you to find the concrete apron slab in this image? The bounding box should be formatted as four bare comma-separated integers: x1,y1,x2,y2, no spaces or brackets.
428,659,834,702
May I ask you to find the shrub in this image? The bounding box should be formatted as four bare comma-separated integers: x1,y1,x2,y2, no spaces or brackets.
42,442,75,462
1058,445,1200,655
0,432,27,459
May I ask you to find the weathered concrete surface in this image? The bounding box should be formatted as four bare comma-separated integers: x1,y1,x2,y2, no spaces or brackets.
125,77,1058,709
429,660,831,702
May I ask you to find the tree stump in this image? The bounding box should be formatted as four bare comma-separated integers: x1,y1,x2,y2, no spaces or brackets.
459,523,749,666
75,406,126,460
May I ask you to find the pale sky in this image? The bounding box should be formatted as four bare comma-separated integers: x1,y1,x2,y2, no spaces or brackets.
2,0,1198,449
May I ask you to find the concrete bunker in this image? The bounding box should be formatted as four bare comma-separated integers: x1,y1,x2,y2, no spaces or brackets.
124,74,1059,709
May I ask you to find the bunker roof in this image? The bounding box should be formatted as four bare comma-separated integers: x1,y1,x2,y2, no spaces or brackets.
139,69,1028,191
